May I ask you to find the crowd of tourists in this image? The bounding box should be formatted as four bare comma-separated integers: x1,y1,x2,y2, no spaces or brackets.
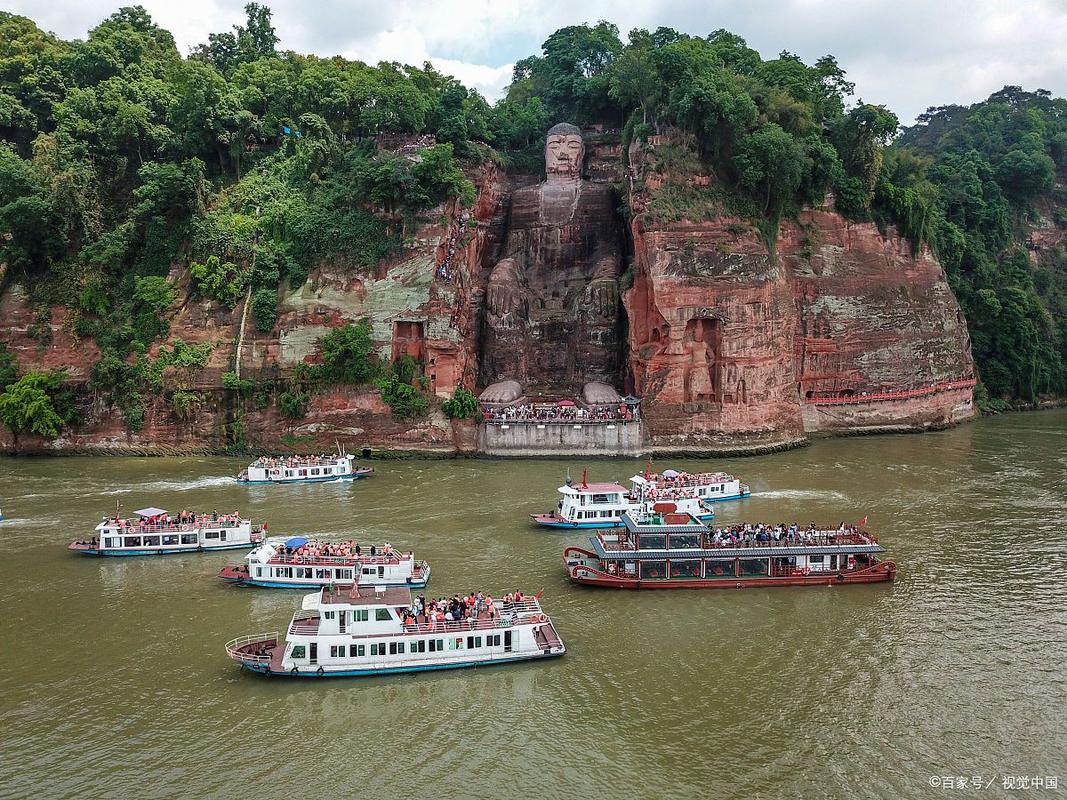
105,510,244,530
274,540,399,561
251,454,342,469
436,211,469,282
399,590,530,628
707,522,861,547
483,403,637,424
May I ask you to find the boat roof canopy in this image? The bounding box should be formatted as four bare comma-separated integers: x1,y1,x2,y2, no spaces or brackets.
134,507,167,517
560,482,627,495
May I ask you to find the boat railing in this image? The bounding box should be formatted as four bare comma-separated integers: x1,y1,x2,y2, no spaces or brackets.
224,632,278,664
266,551,408,566
288,613,320,636
703,531,876,548
251,457,346,470
399,610,544,636
103,519,248,533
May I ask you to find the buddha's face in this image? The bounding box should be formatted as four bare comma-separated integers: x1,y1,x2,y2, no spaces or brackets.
545,133,584,181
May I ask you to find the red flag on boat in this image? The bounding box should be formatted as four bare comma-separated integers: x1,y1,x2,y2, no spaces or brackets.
859,515,868,527
581,468,588,489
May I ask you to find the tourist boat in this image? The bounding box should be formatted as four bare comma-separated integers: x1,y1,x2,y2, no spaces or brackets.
68,508,263,556
630,468,750,505
531,467,747,529
236,447,373,484
218,536,430,589
563,509,896,588
224,585,565,678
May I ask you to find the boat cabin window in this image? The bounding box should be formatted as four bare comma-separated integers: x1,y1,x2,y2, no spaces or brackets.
311,468,320,476
591,493,613,504
362,567,375,575
705,559,734,578
375,608,393,622
370,643,387,656
162,535,178,545
809,555,824,563
105,537,120,548
739,558,769,577
323,611,335,620
487,634,501,646
669,559,702,579
640,560,667,579
204,531,219,540
315,569,330,580
354,609,369,622
350,644,365,657
124,536,142,547
291,645,306,659
637,534,666,550
142,536,160,546
330,645,345,658
669,534,701,549
389,642,405,655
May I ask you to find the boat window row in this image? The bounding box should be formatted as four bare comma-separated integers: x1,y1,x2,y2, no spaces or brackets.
315,634,505,660
578,493,620,506
104,534,199,548
255,566,357,581
277,466,340,478
574,510,618,520
634,533,703,550
615,553,868,579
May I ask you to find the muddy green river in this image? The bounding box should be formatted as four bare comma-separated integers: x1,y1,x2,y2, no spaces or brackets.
2,410,1066,799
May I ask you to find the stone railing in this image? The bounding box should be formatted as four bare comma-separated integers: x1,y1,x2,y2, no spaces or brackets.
807,378,976,406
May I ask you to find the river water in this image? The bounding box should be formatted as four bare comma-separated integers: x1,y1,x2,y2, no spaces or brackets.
1,411,1066,799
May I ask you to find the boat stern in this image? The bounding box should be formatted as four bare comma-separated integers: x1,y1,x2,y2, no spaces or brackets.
225,632,280,673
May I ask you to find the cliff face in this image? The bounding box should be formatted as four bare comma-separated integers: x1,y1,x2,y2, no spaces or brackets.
623,202,976,448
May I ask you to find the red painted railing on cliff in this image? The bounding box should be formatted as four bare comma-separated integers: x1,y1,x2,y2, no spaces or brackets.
807,378,976,406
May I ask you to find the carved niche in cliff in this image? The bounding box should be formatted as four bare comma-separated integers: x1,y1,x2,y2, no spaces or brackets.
481,123,624,395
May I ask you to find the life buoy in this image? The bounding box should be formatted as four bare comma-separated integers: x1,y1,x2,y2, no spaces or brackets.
181,524,191,532
538,614,547,623
735,582,742,589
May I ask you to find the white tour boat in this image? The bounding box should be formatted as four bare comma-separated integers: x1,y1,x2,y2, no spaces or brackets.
630,468,750,505
225,585,566,678
236,448,373,484
219,536,430,589
532,467,749,529
68,508,263,556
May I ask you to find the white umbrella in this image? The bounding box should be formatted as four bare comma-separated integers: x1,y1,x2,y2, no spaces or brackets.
662,469,680,479
134,507,168,517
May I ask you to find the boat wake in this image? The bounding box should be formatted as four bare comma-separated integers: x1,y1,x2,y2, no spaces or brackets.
755,489,850,501
98,476,236,495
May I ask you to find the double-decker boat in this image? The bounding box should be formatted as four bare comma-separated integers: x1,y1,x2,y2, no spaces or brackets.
236,449,373,484
218,536,430,589
224,585,565,678
564,509,896,588
531,468,749,529
68,508,263,556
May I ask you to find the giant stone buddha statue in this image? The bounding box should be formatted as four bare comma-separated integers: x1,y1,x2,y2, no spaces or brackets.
480,122,623,403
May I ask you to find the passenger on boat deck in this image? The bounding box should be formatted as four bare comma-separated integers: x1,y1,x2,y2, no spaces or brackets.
402,592,505,628
705,522,857,546
251,453,341,469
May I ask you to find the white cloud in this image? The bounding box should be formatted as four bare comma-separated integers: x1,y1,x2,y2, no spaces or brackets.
6,0,1067,121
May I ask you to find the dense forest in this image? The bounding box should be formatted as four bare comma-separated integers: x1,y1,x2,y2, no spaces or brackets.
0,6,1064,438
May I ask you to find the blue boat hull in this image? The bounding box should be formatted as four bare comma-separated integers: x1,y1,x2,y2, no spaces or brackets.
222,576,429,590
75,543,255,557
236,475,365,485
242,651,562,678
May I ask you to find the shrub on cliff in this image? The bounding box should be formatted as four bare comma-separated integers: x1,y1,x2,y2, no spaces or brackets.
442,387,479,419
376,373,428,420
190,255,246,307
0,346,16,390
318,321,379,385
251,289,278,332
278,390,309,419
0,372,73,440
170,390,203,420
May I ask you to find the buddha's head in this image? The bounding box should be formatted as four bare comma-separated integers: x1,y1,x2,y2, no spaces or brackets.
545,122,584,183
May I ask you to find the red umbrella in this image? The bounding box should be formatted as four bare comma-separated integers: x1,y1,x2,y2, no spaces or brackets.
555,400,576,407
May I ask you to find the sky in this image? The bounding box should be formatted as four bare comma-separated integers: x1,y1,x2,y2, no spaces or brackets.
9,0,1067,124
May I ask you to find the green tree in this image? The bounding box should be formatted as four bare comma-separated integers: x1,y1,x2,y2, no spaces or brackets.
318,320,378,384
0,371,66,438
442,386,479,419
